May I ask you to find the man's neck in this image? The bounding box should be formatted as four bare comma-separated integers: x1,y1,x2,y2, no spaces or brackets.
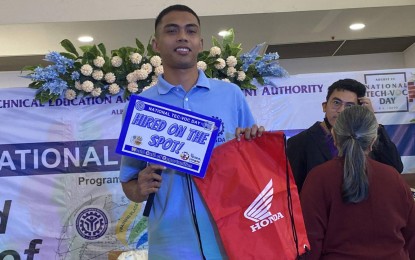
320,120,331,135
162,68,199,92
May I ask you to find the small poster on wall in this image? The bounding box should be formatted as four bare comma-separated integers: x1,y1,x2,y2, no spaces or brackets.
364,72,408,113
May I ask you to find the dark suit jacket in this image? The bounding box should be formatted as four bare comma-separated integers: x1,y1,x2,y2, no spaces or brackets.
287,122,404,192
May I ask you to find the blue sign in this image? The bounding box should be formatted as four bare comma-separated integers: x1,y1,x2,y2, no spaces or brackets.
116,95,221,178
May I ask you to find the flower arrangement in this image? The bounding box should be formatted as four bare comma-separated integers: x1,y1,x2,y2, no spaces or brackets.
23,38,161,103
197,29,288,89
23,29,288,103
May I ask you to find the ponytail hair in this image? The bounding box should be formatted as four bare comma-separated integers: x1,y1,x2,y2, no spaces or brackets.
332,106,378,203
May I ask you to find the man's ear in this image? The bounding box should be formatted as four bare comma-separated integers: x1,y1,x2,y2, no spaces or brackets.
322,102,327,113
198,38,204,53
152,37,159,53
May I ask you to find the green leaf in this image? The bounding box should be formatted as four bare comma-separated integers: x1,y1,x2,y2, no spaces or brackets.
79,45,93,53
135,38,145,54
82,52,95,63
211,37,222,49
205,68,213,78
197,51,209,60
230,45,242,56
123,89,129,100
256,77,265,85
224,44,232,58
59,52,78,60
97,43,107,56
60,39,79,57
90,45,100,57
28,81,43,89
222,28,235,47
241,81,256,89
21,65,37,72
103,56,111,71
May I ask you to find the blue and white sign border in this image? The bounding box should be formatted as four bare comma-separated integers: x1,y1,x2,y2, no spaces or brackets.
116,95,221,178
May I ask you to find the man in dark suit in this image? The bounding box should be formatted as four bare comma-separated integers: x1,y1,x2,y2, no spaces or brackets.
287,78,403,192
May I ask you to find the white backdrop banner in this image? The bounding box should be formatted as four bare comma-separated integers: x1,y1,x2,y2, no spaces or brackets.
0,88,147,259
0,67,414,259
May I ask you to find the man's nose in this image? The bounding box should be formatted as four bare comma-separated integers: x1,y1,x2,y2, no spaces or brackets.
337,103,347,112
177,30,188,42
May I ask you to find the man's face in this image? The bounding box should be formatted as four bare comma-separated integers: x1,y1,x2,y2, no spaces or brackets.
152,11,203,71
322,89,359,127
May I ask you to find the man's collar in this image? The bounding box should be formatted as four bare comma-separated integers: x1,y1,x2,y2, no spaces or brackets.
156,69,210,94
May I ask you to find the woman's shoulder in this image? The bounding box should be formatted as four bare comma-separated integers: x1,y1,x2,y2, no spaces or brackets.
367,158,410,192
304,158,343,187
367,158,400,177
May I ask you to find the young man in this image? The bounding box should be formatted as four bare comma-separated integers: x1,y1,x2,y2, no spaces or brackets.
287,78,403,192
119,4,263,259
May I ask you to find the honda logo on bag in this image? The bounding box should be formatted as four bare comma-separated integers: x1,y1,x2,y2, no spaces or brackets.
243,179,284,232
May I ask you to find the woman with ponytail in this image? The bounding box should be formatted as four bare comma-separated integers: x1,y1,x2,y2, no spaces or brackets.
300,106,415,259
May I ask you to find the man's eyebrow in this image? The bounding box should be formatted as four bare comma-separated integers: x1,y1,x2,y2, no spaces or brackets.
332,97,356,104
163,23,179,29
163,23,199,29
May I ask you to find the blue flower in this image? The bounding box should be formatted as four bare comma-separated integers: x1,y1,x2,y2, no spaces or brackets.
30,66,59,81
41,78,68,95
71,71,80,80
45,51,74,68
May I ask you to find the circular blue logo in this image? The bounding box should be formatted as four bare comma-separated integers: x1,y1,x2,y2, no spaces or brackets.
75,208,109,240
134,100,145,111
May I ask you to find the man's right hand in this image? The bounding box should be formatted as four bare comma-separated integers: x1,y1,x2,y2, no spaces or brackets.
122,164,164,203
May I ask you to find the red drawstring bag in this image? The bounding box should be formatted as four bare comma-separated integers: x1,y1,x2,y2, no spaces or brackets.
194,131,310,259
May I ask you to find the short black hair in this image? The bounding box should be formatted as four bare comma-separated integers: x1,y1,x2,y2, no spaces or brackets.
326,78,366,101
154,4,200,31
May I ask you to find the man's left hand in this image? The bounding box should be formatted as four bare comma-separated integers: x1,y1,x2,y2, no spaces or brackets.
358,97,375,113
235,124,265,141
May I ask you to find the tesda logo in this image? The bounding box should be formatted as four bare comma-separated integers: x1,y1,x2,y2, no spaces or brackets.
243,179,284,232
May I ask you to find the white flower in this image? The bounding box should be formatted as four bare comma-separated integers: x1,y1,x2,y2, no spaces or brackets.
127,82,139,93
93,56,105,67
91,87,102,97
74,81,82,90
197,61,207,71
237,71,246,81
142,85,153,92
108,83,120,94
155,65,164,76
126,72,138,83
221,78,231,83
104,72,116,83
227,67,237,77
150,55,162,67
81,80,94,92
209,46,221,57
141,63,153,73
226,56,238,67
111,56,123,67
129,53,142,64
65,89,76,100
92,70,104,80
135,69,149,80
214,58,226,70
150,79,158,86
80,64,93,76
